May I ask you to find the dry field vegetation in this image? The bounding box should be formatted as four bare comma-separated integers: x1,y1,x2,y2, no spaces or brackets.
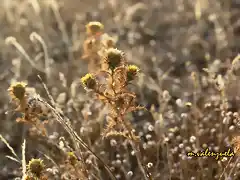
0,0,240,179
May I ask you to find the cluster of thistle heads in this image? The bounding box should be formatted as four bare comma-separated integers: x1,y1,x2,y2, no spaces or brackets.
6,21,145,179
81,21,140,90
81,22,143,139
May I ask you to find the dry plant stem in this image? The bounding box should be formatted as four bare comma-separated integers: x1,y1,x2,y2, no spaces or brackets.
3,0,15,24
38,75,55,107
93,157,102,179
109,70,152,180
73,166,85,179
166,143,172,180
38,83,90,179
111,71,117,95
49,0,69,46
50,0,75,87
192,73,204,176
5,37,45,73
228,157,240,178
219,156,233,180
219,89,227,147
30,32,51,82
21,139,26,180
120,114,152,180
28,0,45,32
28,0,41,15
44,101,117,179
38,79,117,180
37,150,60,170
0,134,20,163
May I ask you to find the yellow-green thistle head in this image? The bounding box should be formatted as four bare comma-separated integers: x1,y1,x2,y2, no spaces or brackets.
8,82,27,101
81,73,97,89
126,65,140,82
27,158,45,177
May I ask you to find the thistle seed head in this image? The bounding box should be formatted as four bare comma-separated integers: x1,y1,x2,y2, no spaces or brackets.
105,48,123,70
27,158,45,177
81,73,97,89
126,65,140,81
8,82,27,101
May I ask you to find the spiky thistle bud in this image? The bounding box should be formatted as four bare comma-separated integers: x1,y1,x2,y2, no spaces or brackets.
8,82,27,101
126,65,140,81
86,21,104,36
81,73,97,89
27,158,45,177
105,48,123,70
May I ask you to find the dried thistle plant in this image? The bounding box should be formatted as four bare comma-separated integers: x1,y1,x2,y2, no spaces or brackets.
8,82,49,136
81,50,142,140
81,23,152,180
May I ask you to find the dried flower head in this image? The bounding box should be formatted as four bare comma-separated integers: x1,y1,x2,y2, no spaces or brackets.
126,65,140,81
86,21,104,36
105,48,123,70
8,82,27,101
27,158,45,177
81,73,97,89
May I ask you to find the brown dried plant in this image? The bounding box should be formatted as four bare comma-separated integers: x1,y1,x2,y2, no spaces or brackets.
81,23,152,179
8,82,49,136
7,81,117,180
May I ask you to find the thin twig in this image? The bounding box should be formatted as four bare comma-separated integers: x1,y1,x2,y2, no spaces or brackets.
5,37,45,73
21,139,27,180
30,32,51,82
